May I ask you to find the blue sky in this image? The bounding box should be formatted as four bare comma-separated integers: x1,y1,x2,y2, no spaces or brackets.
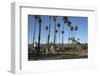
28,15,88,44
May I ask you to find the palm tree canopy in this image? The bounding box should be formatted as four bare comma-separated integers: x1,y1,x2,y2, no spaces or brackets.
77,38,79,42
63,17,68,23
78,38,79,40
55,29,58,33
67,21,72,27
70,26,74,31
45,26,48,30
75,25,78,31
57,23,60,28
61,30,64,34
35,15,38,20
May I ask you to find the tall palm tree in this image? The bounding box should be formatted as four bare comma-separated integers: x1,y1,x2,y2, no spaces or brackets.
61,30,64,48
57,23,61,49
67,21,72,43
37,16,42,56
45,25,49,54
33,16,38,48
48,16,51,50
47,16,51,51
62,16,68,49
74,25,78,40
70,26,74,43
53,16,57,50
55,29,58,43
45,25,48,44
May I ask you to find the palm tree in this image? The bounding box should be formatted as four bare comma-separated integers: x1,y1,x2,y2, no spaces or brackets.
67,21,72,43
55,29,58,43
70,26,74,43
74,25,78,40
47,16,51,51
77,38,79,42
45,25,49,54
53,16,57,50
61,30,64,46
63,17,68,23
63,17,72,43
45,25,48,44
57,23,61,49
33,16,38,48
37,16,42,56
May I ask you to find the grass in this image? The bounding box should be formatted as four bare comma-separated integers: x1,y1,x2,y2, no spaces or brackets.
28,49,88,60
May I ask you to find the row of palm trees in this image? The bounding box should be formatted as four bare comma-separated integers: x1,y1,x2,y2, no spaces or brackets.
32,15,79,56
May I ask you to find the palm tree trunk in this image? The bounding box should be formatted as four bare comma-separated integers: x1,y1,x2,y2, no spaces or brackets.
62,23,64,51
62,31,63,46
62,20,64,51
48,16,51,51
33,18,36,47
59,28,60,50
53,17,56,51
68,27,70,43
37,16,42,56
54,23,56,46
74,30,76,41
71,30,72,43
62,33,63,47
46,29,48,44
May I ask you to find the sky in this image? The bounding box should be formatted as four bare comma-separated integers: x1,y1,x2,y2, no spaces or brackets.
28,15,88,44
